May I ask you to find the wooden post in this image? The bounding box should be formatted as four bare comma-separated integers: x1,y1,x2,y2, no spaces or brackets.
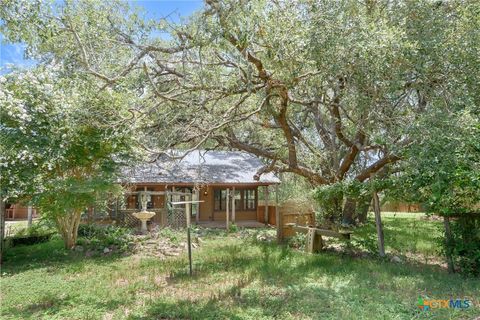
186,194,191,227
185,194,193,276
373,192,385,257
0,197,5,265
443,216,455,273
187,225,193,276
27,206,33,228
275,184,282,243
232,186,236,224
163,187,169,228
305,228,323,253
226,188,230,230
195,189,200,224
264,186,269,225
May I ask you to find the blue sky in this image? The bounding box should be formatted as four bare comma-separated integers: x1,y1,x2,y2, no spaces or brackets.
0,0,203,70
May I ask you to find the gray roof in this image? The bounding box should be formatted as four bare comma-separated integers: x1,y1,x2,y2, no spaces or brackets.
122,150,280,185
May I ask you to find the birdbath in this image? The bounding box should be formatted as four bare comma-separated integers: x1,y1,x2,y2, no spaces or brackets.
132,191,156,234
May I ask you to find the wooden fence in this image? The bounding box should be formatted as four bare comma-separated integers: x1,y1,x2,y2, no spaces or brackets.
380,202,422,213
279,200,315,238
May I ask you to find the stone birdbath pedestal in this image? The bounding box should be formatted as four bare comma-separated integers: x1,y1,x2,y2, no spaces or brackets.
133,191,156,234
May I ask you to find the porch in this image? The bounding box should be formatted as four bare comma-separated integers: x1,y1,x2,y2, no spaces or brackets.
196,220,266,228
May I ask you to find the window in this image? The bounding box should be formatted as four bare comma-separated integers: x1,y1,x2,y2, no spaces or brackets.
214,189,227,211
233,190,242,211
214,188,256,211
244,189,256,210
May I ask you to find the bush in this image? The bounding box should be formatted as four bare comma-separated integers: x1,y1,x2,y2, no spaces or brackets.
8,221,56,247
229,223,238,233
352,233,379,256
77,224,132,251
288,233,306,250
443,216,480,277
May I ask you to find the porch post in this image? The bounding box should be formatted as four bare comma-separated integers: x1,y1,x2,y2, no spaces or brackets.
275,184,282,243
232,186,236,224
195,189,200,224
264,186,269,225
27,206,33,228
163,187,169,227
226,188,230,230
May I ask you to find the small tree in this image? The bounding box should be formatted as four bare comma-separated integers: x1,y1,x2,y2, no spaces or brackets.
399,109,480,275
0,66,137,249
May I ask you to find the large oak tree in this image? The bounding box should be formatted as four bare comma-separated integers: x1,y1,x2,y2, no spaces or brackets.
2,0,479,224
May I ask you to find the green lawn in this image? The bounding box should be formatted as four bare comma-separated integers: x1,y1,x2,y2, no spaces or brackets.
1,216,479,320
352,212,443,260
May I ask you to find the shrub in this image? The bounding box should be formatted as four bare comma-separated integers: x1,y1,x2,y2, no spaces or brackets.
443,216,480,277
229,223,238,233
76,224,132,251
9,221,56,247
288,233,306,250
352,233,379,256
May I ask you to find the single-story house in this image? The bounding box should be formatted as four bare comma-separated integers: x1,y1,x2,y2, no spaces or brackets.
117,150,281,228
4,204,37,220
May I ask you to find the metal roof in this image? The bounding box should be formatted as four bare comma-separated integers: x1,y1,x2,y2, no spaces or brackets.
121,150,280,185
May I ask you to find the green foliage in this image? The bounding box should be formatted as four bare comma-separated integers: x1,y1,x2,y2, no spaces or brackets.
228,223,238,233
398,110,480,217
158,227,183,245
11,221,55,239
287,232,306,250
314,183,344,222
2,232,480,319
0,66,139,248
76,224,132,251
7,221,56,247
443,217,480,277
313,180,390,223
352,233,379,256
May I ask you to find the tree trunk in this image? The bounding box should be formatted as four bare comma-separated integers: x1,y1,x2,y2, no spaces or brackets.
57,210,82,249
342,198,356,225
443,216,455,273
356,195,372,224
0,198,5,265
372,192,385,257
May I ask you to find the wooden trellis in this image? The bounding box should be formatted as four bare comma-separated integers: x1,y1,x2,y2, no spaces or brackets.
167,207,187,229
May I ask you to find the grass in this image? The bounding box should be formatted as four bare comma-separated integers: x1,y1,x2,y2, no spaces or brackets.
4,220,37,237
1,215,479,320
352,212,443,259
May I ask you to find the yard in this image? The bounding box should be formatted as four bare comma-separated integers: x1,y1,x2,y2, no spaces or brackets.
1,213,479,320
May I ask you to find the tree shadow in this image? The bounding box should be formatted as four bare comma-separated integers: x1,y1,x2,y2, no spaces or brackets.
133,239,479,319
1,238,132,276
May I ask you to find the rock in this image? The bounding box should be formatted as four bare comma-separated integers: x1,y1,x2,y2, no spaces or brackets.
103,247,111,254
85,250,94,257
391,255,402,263
74,245,84,252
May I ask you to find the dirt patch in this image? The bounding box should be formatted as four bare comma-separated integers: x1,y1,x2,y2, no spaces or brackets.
131,232,200,259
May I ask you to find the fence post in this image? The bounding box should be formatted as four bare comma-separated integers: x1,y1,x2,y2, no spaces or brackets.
226,188,230,230
275,184,282,243
264,186,269,225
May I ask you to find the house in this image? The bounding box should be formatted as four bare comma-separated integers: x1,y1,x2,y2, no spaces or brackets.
116,150,281,228
4,204,37,220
